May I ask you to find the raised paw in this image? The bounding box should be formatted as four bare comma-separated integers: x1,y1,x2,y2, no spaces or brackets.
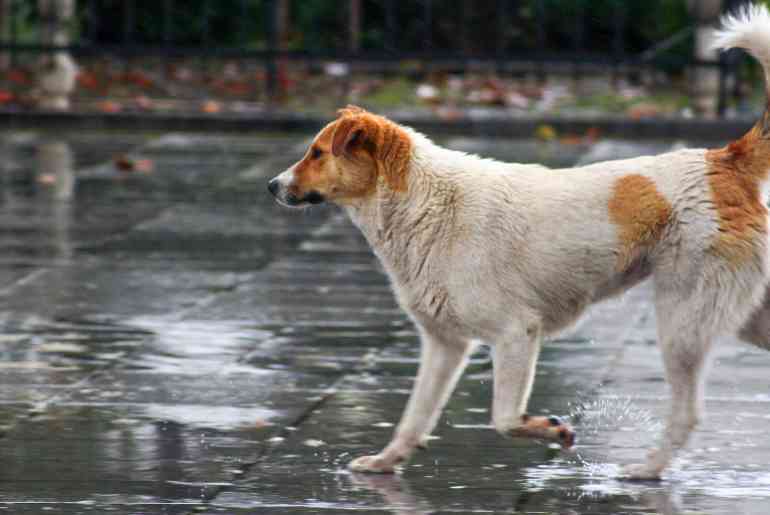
348,454,399,474
509,414,576,450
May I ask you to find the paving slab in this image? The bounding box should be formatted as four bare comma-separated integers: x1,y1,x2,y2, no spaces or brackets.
0,133,768,515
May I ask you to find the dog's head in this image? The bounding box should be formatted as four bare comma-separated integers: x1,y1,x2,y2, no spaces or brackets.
268,106,411,208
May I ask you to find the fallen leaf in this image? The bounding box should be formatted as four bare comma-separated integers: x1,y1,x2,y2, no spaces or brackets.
114,156,154,174
6,69,29,85
201,100,221,113
585,126,602,142
36,173,56,185
535,124,557,141
77,72,99,90
627,102,660,120
133,159,154,173
98,100,122,113
560,135,584,146
134,95,153,110
114,155,133,171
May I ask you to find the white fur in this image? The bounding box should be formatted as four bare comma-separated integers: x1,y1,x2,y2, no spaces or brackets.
272,5,770,481
713,3,770,94
339,129,769,479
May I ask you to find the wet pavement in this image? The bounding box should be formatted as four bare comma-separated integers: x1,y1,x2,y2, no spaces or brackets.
0,130,767,514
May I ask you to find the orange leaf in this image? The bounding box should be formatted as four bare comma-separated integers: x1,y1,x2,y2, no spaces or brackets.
114,155,134,171
37,173,56,185
201,100,221,114
99,100,122,113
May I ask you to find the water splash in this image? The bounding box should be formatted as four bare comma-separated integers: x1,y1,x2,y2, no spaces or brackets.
569,396,662,468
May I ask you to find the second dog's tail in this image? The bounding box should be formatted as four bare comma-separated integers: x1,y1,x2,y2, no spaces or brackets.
713,4,770,141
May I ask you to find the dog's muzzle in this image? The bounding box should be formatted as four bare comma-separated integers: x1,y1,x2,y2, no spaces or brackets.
267,178,280,197
267,177,325,207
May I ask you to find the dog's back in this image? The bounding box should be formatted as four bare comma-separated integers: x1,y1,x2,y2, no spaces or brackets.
269,3,770,480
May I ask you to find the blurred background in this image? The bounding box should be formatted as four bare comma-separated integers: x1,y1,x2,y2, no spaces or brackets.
1,0,767,120
3,3,770,513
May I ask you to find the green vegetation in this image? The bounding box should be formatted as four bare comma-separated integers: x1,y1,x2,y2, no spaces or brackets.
363,78,417,109
17,0,699,61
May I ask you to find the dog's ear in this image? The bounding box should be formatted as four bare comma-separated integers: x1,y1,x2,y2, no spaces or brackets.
332,111,411,192
331,116,365,157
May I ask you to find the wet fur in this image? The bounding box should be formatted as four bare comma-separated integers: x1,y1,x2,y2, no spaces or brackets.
270,5,770,480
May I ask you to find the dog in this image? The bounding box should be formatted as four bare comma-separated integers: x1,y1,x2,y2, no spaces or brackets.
268,5,770,480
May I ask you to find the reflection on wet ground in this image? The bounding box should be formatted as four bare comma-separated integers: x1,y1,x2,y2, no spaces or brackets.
0,131,767,514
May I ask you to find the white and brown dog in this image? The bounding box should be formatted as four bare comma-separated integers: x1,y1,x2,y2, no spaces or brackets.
269,5,770,479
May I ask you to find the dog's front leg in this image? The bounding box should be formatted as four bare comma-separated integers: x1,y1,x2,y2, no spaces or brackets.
349,327,472,473
492,325,575,449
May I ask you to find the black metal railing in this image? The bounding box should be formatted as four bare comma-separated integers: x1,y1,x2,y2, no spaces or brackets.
0,0,752,116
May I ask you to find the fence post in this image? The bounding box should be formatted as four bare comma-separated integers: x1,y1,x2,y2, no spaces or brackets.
686,0,723,117
611,0,626,86
265,0,277,106
265,0,289,106
36,0,77,111
0,0,10,70
349,0,361,54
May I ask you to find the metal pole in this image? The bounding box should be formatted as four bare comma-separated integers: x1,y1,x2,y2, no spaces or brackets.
349,0,361,54
718,51,728,117
163,0,172,45
123,0,134,45
496,0,508,75
10,0,16,67
534,0,546,82
265,0,278,105
385,0,395,53
686,0,724,116
0,0,11,69
201,0,210,46
238,0,248,44
422,0,431,52
87,0,98,43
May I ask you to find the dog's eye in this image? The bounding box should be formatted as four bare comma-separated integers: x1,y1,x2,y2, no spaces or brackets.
311,148,323,159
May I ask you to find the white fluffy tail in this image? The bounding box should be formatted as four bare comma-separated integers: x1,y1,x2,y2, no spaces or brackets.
713,3,770,97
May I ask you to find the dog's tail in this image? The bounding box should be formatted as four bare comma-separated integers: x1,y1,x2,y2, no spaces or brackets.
713,4,770,141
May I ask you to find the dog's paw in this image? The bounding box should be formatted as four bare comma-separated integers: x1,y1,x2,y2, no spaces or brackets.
551,418,576,450
348,454,398,474
619,463,663,481
510,415,576,450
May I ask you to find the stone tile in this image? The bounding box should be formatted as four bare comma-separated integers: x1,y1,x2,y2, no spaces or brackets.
0,504,196,514
0,133,768,515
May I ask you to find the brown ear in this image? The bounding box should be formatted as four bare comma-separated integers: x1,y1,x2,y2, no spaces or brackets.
332,111,412,192
331,117,364,157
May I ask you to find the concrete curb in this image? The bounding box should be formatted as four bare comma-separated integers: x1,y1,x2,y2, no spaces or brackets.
0,109,756,140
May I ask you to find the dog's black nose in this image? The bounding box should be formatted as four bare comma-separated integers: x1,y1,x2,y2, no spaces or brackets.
267,178,280,197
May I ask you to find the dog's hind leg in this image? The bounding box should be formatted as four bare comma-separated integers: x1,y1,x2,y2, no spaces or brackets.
349,326,473,473
622,282,713,480
491,323,575,449
739,286,770,351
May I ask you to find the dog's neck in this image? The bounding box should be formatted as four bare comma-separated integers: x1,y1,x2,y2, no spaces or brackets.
344,137,458,286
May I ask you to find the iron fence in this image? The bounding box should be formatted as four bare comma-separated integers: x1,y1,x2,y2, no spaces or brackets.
0,0,753,116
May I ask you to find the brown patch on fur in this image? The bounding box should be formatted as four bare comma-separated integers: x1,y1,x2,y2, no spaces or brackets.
706,119,770,264
286,123,344,200
332,105,412,192
608,174,672,270
286,106,412,203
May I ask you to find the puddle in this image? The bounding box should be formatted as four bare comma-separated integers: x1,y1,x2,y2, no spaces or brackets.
143,405,279,432
0,132,767,513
